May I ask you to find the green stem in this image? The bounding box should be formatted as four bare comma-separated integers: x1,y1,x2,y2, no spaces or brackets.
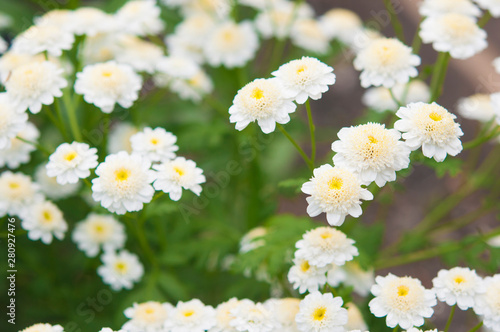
429,52,451,102
15,136,51,155
468,321,483,332
393,326,399,332
382,0,406,42
463,125,500,150
277,124,313,171
136,217,158,268
389,88,403,107
444,305,456,332
62,91,83,141
411,18,423,54
52,102,70,141
305,100,316,167
478,11,491,28
269,37,287,74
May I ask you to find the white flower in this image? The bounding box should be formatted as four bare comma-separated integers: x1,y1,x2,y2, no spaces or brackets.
239,226,267,253
295,227,358,268
369,274,437,330
210,298,241,332
131,127,178,163
35,163,80,200
238,0,283,10
0,171,41,217
473,274,500,332
155,56,200,85
319,8,363,44
5,61,67,113
108,122,138,154
46,142,98,185
419,0,481,17
406,329,438,332
168,69,214,102
97,250,144,291
165,299,217,332
340,262,375,297
255,2,313,40
80,33,122,66
115,36,165,74
229,78,297,134
432,267,486,310
12,25,74,57
272,57,336,104
72,213,126,257
301,165,373,226
72,7,117,36
203,21,259,68
0,93,28,149
229,300,278,332
114,0,164,36
20,200,67,244
290,18,330,55
475,0,500,17
153,157,205,201
494,57,500,74
20,323,64,332
0,122,40,169
354,38,421,88
92,151,156,215
348,28,384,54
457,93,496,122
395,102,464,162
0,52,46,82
75,61,142,113
264,298,300,332
34,9,75,31
419,13,487,60
123,301,173,332
0,12,13,29
345,303,368,331
177,0,232,18
287,257,328,294
295,292,348,332
362,80,431,112
331,123,411,187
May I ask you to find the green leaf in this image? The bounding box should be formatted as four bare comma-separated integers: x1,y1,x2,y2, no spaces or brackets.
278,178,307,196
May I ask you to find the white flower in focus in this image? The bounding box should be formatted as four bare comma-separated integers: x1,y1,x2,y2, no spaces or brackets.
301,165,373,226
369,274,437,329
229,78,297,134
72,213,126,257
12,25,74,57
272,57,336,104
46,142,98,185
19,323,64,332
0,93,28,149
115,0,164,36
108,122,138,154
35,163,80,200
97,250,144,291
295,227,358,268
0,122,40,169
20,200,67,244
131,127,178,163
457,94,496,123
473,274,500,332
229,300,278,332
0,171,41,217
475,0,500,17
153,157,205,201
419,0,481,17
345,303,368,331
123,301,173,332
75,61,142,113
239,226,267,253
295,292,348,332
210,297,241,332
290,18,330,55
287,257,328,294
419,13,487,60
319,8,363,44
5,61,67,113
332,123,411,187
166,299,217,332
354,38,421,88
92,151,156,215
115,36,164,74
362,80,431,112
432,267,486,310
395,102,464,162
264,298,300,332
72,7,117,36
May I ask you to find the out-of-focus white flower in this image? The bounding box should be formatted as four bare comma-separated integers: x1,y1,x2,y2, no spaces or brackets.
295,292,348,332
0,171,41,217
115,36,164,74
348,28,384,54
457,94,496,122
419,0,481,17
19,323,64,332
177,0,232,18
255,1,313,40
362,80,431,112
73,7,117,36
115,0,164,36
319,8,363,44
80,33,122,65
168,69,214,102
0,12,13,29
475,0,500,17
108,122,138,154
131,127,178,163
290,18,330,55
239,227,267,253
34,9,75,31
0,93,28,149
287,257,328,294
122,301,173,332
97,250,144,291
12,25,74,57
264,298,300,332
46,142,98,185
35,163,80,200
20,200,67,244
210,297,241,332
0,52,46,82
154,55,201,87
229,300,278,332
473,274,500,332
0,122,40,169
166,299,217,332
345,303,368,331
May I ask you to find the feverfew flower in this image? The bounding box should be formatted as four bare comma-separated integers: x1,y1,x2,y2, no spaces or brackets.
229,300,277,332
295,227,358,268
457,94,496,122
165,299,217,332
419,0,481,17
419,13,487,60
75,61,142,113
210,298,241,332
254,2,312,40
319,8,363,44
354,38,421,88
272,57,336,104
287,257,328,294
475,0,500,17
168,69,214,102
0,52,45,82
72,7,117,36
115,36,164,74
35,163,80,200
239,226,267,253
108,122,138,154
20,200,67,244
331,123,411,187
92,151,156,215
20,323,64,332
0,122,40,169
290,18,330,55
0,171,41,217
406,329,438,332
345,303,368,331
97,250,144,290
123,301,173,332
153,157,205,201
301,165,373,226
432,267,486,310
12,25,74,57
295,292,348,332
155,55,200,86
473,274,500,332
264,298,300,332
5,61,67,113
362,80,431,112
115,0,164,36
46,142,98,184
369,274,437,329
130,127,178,163
0,93,28,149
395,102,464,162
229,78,296,134
339,262,375,297
72,213,126,257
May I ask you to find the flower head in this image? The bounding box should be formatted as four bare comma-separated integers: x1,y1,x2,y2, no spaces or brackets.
287,257,328,294
419,0,481,17
473,274,500,332
46,142,98,184
457,93,496,123
114,0,164,36
97,250,144,290
153,157,205,201
20,200,67,244
0,122,40,169
12,24,74,57
264,298,300,332
290,18,330,55
319,8,363,44
166,299,217,332
295,292,348,332
229,300,278,332
433,267,486,310
0,93,28,149
131,127,179,163
35,163,80,200
0,171,41,217
20,323,64,332
123,301,173,332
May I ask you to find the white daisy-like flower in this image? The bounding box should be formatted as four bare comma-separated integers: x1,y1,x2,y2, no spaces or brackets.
5,60,67,113
348,28,384,54
331,123,411,187
337,261,375,297
123,301,173,332
290,18,330,55
239,226,267,253
475,0,500,17
369,274,437,330
271,57,336,104
72,213,126,257
295,227,358,268
12,24,74,57
394,102,464,162
0,52,46,82
154,55,201,87
72,7,117,36
97,249,144,291
114,0,164,36
80,33,121,66
153,156,205,201
345,303,368,331
165,299,217,332
319,8,363,44
92,151,156,215
419,0,481,17
301,164,373,226
432,267,486,310
35,163,80,200
0,122,40,169
74,61,142,113
210,297,241,332
0,12,13,29
108,122,138,154
287,257,328,294
19,323,64,332
229,300,278,332
457,93,496,123
46,142,98,185
362,80,431,112
168,69,214,102
115,36,164,74
264,298,300,332
295,292,348,332
238,0,283,10
229,78,297,134
0,93,28,149
203,21,259,68
354,37,421,88
419,13,487,60
473,274,500,332
130,127,178,163
0,171,41,217
178,0,232,18
34,9,75,31
254,1,313,40
20,200,67,244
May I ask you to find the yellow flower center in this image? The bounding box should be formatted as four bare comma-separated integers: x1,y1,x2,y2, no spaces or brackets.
454,276,465,284
94,224,105,234
183,310,194,317
312,307,327,321
328,177,343,190
102,71,113,78
8,182,20,189
300,260,310,272
296,65,307,74
251,88,264,100
222,30,234,42
114,261,128,273
42,210,53,222
429,112,442,121
150,138,159,145
174,166,184,176
115,168,131,182
64,151,78,162
397,285,409,297
368,135,378,143
320,231,333,239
